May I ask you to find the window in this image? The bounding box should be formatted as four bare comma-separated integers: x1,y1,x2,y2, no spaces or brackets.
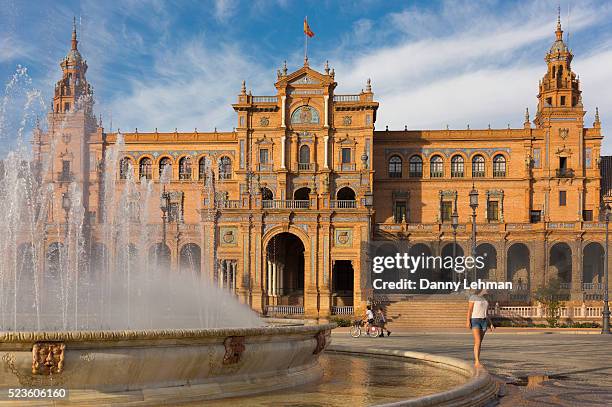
546,97,552,106
441,201,452,222
299,145,310,163
430,155,443,178
259,148,269,164
119,158,131,180
583,210,593,221
394,201,407,223
493,155,506,177
561,96,566,106
388,156,402,178
530,210,541,223
341,148,351,164
559,156,567,170
219,156,232,180
61,160,71,180
451,155,464,178
472,155,485,177
168,202,181,222
198,157,207,180
139,158,152,180
159,157,172,179
487,201,499,221
178,157,192,180
64,102,70,112
559,191,567,206
409,155,423,178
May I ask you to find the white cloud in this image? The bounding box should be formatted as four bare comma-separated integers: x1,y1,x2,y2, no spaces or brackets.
213,0,238,22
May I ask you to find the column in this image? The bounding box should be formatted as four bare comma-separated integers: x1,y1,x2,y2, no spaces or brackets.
278,264,284,296
272,262,277,296
324,95,329,128
280,135,286,169
323,136,329,169
267,260,272,295
281,96,286,128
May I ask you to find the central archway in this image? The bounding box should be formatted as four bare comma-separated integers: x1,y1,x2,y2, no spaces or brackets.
265,232,305,307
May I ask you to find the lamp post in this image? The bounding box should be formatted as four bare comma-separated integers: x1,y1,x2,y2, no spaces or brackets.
160,187,170,246
62,192,71,237
603,204,611,334
469,184,479,283
451,201,459,283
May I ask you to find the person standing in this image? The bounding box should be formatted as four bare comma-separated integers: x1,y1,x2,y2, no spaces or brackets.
376,308,391,337
466,289,494,368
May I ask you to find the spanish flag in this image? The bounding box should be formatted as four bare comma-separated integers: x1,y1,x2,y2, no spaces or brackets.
304,17,314,38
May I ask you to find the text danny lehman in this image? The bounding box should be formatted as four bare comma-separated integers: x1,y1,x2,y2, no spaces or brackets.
370,252,513,292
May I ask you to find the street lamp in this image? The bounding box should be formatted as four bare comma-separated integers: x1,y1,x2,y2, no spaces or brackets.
160,188,170,246
603,204,611,334
451,201,459,283
62,192,71,236
469,184,479,282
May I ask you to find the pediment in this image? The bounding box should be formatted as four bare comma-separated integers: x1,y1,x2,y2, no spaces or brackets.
289,74,320,85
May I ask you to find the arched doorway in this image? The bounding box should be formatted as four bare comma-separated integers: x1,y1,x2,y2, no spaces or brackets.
583,242,604,287
409,243,433,294
332,260,354,307
261,187,273,201
507,243,530,288
266,232,305,306
441,243,464,284
549,242,572,287
180,243,201,275
476,243,497,280
148,243,170,270
294,187,310,201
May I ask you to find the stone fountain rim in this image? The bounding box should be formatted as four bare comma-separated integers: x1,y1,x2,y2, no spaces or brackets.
0,323,336,343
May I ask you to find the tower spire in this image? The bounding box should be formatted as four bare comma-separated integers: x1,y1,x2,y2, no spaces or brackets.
71,16,78,50
555,6,563,41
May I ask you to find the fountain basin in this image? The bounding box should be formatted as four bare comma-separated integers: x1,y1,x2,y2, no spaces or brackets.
0,323,334,405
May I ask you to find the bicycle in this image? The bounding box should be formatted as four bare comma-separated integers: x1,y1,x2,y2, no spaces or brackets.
350,319,382,338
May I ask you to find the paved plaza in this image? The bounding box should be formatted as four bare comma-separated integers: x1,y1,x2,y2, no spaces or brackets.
331,328,612,406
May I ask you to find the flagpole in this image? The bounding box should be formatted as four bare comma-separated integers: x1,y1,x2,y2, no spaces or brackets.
304,16,308,62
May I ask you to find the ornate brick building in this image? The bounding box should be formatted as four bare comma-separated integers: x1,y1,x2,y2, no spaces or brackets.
34,17,609,319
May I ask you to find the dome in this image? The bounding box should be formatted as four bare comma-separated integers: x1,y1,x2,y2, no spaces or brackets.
66,49,82,63
549,39,567,54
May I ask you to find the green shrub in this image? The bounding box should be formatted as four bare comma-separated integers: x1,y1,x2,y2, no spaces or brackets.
329,316,352,327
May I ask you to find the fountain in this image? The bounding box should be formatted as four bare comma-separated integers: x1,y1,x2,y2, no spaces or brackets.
0,68,333,405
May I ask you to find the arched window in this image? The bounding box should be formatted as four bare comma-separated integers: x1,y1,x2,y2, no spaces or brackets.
198,157,207,180
261,187,273,200
388,155,402,178
430,155,443,178
336,187,356,201
219,156,232,180
294,187,311,201
178,157,192,180
119,157,132,180
159,157,172,180
139,157,152,180
290,106,320,124
472,155,485,178
451,155,464,178
409,155,423,178
299,145,310,163
493,154,506,177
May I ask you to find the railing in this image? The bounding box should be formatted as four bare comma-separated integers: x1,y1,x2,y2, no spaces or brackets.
218,172,232,180
257,163,274,172
262,200,309,209
573,306,603,318
218,200,241,209
331,200,357,209
489,305,604,319
556,168,575,178
252,96,277,103
472,171,485,178
450,171,464,178
298,163,315,171
333,95,360,102
430,171,444,178
559,282,571,289
583,283,603,290
331,306,354,315
266,305,304,315
389,171,402,178
493,171,506,177
337,163,356,171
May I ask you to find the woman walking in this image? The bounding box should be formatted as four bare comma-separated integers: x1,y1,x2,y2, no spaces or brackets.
466,289,494,368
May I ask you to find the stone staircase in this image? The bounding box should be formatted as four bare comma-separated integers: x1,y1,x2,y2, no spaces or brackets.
384,297,470,329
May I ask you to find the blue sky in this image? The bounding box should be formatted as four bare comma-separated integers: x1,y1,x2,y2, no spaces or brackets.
2,0,612,154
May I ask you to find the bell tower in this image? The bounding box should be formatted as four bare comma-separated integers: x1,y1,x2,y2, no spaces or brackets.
52,17,93,115
534,10,583,126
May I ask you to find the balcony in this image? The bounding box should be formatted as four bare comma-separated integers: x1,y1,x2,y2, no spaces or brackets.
298,163,315,171
583,282,603,291
556,168,574,178
330,200,357,209
218,172,232,180
333,95,360,102
262,200,309,209
57,172,74,182
218,200,241,209
252,96,277,103
336,163,356,172
257,163,274,172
